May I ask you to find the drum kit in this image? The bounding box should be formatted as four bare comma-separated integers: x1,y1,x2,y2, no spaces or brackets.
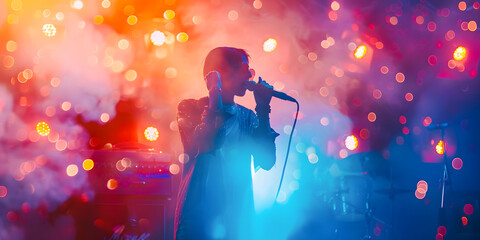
321,151,411,240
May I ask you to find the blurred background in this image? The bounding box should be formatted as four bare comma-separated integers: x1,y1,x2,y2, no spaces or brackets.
0,0,479,239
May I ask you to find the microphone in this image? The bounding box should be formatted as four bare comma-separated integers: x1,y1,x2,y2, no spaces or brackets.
246,80,297,102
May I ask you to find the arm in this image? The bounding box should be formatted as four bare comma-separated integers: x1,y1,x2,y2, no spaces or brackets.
251,77,279,171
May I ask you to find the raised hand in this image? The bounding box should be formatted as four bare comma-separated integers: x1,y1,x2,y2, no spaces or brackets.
205,71,221,92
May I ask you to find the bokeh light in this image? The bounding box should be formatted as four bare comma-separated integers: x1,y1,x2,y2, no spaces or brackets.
82,159,94,171
42,24,56,37
169,164,180,175
453,46,467,61
263,38,277,52
164,10,176,20
176,32,189,42
0,186,7,198
458,1,467,11
417,180,428,193
368,112,377,122
345,135,358,150
36,122,50,136
436,140,445,155
71,0,83,9
127,15,137,25
437,226,447,236
415,189,426,199
107,179,118,190
331,1,340,11
144,126,159,141
66,164,79,177
452,157,463,170
354,45,367,59
462,216,468,226
468,21,477,32
150,31,166,46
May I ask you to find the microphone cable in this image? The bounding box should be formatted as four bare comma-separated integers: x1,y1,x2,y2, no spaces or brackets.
274,99,299,201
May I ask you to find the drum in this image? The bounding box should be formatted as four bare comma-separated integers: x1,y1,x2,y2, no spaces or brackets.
332,175,371,222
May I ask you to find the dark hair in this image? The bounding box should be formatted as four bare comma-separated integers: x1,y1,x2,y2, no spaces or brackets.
203,47,249,78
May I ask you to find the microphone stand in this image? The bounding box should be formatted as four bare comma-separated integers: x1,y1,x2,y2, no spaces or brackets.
438,125,450,227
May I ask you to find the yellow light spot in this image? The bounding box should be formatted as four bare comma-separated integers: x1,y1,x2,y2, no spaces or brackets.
66,164,79,177
253,0,262,9
458,1,467,11
228,10,239,21
36,122,50,136
354,45,367,59
118,39,129,49
83,159,94,171
151,31,166,46
176,32,188,42
107,179,118,190
6,41,17,52
263,38,277,52
144,126,159,141
169,164,180,175
42,24,56,37
100,113,110,123
331,1,340,11
124,5,135,15
93,15,104,24
453,46,467,61
127,15,137,25
345,135,358,150
71,0,83,9
101,0,111,8
124,69,137,81
164,10,175,20
436,140,445,155
468,21,477,31
368,112,376,122
395,72,405,83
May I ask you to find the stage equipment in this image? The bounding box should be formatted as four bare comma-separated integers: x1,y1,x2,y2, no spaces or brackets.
77,143,174,240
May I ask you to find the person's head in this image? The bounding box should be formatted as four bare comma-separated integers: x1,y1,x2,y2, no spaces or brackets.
203,47,252,97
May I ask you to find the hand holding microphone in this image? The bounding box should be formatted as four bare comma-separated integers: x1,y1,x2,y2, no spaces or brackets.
246,77,297,103
205,71,223,111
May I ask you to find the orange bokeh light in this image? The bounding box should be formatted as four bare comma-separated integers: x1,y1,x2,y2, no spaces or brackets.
453,46,467,61
107,179,118,190
436,140,445,155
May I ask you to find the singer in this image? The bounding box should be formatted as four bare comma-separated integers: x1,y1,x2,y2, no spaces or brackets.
175,47,279,239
